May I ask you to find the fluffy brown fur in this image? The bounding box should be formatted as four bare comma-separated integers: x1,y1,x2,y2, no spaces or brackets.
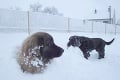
17,32,64,73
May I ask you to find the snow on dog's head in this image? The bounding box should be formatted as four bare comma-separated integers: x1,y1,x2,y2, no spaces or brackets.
17,32,64,73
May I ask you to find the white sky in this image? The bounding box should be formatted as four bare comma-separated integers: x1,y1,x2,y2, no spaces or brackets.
0,0,120,19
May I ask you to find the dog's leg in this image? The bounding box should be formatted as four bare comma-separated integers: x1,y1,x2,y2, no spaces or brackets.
80,48,89,59
98,52,105,59
83,52,89,59
87,51,90,57
97,49,105,59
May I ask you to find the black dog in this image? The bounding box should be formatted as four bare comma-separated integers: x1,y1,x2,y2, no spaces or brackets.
67,36,114,59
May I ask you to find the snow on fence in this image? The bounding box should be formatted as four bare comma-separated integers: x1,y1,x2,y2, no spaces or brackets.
0,9,120,34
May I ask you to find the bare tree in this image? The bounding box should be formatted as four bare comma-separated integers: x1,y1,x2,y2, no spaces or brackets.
29,3,63,16
30,2,42,12
43,6,63,16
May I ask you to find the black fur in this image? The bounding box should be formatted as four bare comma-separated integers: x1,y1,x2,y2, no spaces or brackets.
67,36,114,59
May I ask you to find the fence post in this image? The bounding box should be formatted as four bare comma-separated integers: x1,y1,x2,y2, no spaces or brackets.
105,23,106,34
68,17,70,33
92,21,94,33
27,11,30,35
115,24,116,35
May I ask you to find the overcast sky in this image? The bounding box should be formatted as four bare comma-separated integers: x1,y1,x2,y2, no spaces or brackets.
0,0,120,19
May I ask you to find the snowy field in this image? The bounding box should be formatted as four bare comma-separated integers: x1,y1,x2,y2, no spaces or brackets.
0,31,120,80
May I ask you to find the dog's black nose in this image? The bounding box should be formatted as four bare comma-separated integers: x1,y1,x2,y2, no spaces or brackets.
60,48,64,53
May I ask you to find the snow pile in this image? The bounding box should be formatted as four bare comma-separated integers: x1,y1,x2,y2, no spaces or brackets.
0,32,120,80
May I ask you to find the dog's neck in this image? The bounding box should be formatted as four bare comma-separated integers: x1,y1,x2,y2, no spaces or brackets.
75,37,81,47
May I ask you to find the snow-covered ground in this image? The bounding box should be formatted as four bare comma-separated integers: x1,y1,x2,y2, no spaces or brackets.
0,31,120,80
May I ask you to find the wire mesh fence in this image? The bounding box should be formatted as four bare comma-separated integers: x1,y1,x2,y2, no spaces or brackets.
0,9,120,34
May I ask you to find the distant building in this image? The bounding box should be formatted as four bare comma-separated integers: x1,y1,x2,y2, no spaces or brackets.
88,18,113,24
86,6,116,24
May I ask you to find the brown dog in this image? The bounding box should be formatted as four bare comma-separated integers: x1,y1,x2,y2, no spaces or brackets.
17,32,64,73
67,36,114,59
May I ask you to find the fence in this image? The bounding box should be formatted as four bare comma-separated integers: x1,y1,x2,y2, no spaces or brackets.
0,9,120,34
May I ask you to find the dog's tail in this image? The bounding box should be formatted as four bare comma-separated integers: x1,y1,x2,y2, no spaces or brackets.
105,38,115,45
